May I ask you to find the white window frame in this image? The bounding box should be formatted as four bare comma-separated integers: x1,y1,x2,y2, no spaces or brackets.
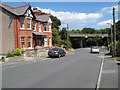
49,37,52,46
44,37,48,46
49,23,51,32
44,23,47,31
39,22,41,32
28,37,32,48
21,36,25,49
20,17,25,29
33,21,36,31
27,18,31,29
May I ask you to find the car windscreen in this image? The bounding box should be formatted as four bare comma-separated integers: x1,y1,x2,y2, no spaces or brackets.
51,48,59,51
92,46,98,49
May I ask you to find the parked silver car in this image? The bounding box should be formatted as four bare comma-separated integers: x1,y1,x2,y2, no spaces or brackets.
90,46,100,53
48,47,66,58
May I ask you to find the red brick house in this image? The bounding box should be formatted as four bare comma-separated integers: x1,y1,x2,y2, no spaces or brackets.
0,3,52,54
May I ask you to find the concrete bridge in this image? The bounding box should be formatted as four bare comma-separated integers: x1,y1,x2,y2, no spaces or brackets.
69,33,108,38
69,33,108,48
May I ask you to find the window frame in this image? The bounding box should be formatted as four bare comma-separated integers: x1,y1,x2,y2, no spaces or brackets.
49,37,52,46
20,17,25,29
21,36,25,48
44,23,47,31
44,37,48,46
28,37,32,48
39,22,41,32
27,18,31,29
33,21,36,31
49,23,51,32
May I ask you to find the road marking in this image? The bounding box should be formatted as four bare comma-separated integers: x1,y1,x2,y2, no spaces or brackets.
96,52,104,90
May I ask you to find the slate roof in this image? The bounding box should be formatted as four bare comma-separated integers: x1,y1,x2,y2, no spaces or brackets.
0,3,51,22
0,4,18,15
36,15,50,22
0,4,30,16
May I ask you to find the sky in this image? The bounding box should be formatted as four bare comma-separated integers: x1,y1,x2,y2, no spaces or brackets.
2,2,119,30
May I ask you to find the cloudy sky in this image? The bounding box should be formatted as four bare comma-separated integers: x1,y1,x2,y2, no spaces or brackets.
3,2,119,30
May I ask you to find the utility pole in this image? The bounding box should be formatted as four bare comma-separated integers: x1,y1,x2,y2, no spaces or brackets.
67,24,69,49
113,7,116,57
107,23,113,57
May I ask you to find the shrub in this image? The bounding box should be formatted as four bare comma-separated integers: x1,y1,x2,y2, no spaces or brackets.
116,41,120,57
0,57,5,62
14,48,22,56
6,52,14,58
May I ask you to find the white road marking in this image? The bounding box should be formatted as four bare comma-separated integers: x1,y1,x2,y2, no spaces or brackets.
96,52,104,90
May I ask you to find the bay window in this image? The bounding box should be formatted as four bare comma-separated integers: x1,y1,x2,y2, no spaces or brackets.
49,24,51,32
44,37,48,46
28,37,32,48
44,23,47,31
33,21,36,31
39,23,41,32
21,37,25,48
27,18,31,29
20,17,24,29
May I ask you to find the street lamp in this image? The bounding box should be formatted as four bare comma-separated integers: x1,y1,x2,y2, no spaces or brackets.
107,23,113,57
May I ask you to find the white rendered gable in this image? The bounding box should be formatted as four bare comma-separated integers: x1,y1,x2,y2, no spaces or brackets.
48,18,52,24
24,9,33,18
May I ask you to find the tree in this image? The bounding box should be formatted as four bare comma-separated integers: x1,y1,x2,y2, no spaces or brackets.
51,15,61,30
81,28,96,34
52,28,62,45
59,28,67,40
86,38,93,46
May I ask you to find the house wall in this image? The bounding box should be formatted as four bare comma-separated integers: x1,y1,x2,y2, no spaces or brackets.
16,17,34,52
0,7,2,55
1,8,15,55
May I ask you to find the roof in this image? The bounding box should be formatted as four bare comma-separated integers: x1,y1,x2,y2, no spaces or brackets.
0,4,18,15
13,5,30,16
0,4,35,18
36,15,50,22
33,32,46,37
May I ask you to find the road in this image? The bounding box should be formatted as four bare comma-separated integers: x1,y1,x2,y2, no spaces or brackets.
2,48,104,88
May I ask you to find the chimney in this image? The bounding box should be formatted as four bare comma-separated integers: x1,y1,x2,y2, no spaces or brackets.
33,8,39,16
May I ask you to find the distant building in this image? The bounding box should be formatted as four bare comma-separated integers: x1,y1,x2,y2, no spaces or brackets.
0,3,52,55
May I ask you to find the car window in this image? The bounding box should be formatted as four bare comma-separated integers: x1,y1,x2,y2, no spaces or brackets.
51,48,59,51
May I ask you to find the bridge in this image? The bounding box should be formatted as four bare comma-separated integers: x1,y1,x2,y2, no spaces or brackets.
69,33,108,38
69,33,108,48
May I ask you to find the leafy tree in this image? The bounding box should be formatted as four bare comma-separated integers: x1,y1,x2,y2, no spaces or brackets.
52,28,62,45
59,28,67,40
81,28,96,34
51,15,61,30
86,38,93,46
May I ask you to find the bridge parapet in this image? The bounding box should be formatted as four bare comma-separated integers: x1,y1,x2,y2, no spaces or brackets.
69,33,108,38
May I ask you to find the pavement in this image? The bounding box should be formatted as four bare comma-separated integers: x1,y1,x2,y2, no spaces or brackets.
0,48,119,89
99,54,119,89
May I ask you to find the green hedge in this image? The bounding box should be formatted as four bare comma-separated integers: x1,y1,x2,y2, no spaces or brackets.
115,57,120,61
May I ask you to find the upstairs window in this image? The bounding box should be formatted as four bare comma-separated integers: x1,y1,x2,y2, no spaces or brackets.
44,24,47,31
27,18,31,29
49,37,52,46
49,24,51,32
20,17,24,29
33,21,36,31
39,23,41,32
